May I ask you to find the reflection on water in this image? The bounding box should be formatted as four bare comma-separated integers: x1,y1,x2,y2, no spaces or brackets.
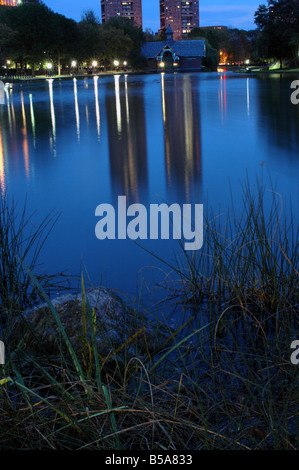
29,94,36,147
247,78,250,117
161,73,202,201
256,74,299,154
106,75,148,203
21,91,30,180
48,79,56,156
73,79,80,142
219,73,227,118
0,125,5,195
94,76,100,140
0,72,298,293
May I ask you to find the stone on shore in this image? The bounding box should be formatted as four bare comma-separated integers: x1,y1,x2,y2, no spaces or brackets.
12,287,170,358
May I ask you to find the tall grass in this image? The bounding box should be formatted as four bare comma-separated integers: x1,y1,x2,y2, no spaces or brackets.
0,176,298,450
0,196,69,323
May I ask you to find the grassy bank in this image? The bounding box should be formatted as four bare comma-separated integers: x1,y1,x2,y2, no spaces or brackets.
0,177,298,450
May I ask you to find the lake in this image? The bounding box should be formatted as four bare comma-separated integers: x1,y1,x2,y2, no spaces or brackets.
1,71,299,302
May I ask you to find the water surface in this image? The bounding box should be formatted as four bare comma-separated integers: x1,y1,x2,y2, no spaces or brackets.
0,71,299,299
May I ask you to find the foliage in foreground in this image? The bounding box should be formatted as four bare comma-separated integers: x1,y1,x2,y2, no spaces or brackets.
0,177,298,450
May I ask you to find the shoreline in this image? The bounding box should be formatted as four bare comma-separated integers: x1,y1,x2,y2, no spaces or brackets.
1,67,299,84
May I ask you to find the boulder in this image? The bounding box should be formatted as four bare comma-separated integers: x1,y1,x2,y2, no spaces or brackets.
12,287,170,358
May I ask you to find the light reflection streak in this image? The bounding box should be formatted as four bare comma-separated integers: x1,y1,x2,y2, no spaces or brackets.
85,104,89,125
21,91,30,180
29,94,36,147
93,76,100,140
0,126,6,195
4,86,12,134
114,75,122,135
219,74,227,118
10,89,16,131
73,78,80,141
247,78,250,117
124,74,137,199
183,75,193,200
47,79,56,156
124,75,130,124
161,72,171,185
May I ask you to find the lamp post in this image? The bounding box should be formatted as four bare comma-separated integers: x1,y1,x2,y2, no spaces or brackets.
71,60,77,75
113,60,120,71
46,62,53,77
92,61,98,74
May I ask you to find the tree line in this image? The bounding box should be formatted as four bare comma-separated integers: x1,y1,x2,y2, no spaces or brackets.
254,0,299,68
186,0,299,70
0,1,146,75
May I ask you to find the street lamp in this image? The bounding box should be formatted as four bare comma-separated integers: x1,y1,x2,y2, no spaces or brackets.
123,61,127,67
159,62,165,68
46,62,53,76
71,60,77,76
113,60,119,68
92,61,98,74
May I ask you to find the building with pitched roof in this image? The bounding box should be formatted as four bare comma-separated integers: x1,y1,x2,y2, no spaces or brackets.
141,25,205,72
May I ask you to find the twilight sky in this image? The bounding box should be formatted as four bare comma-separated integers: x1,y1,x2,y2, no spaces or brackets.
44,0,261,31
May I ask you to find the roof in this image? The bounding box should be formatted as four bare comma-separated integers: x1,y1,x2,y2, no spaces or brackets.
141,40,205,59
165,25,173,34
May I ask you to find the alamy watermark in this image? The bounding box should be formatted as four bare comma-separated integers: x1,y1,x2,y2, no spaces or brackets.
290,340,299,365
290,80,299,105
0,80,5,105
95,197,203,251
0,340,5,365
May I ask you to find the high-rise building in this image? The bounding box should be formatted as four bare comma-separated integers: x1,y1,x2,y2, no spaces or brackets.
101,1,143,29
160,1,199,41
0,0,18,5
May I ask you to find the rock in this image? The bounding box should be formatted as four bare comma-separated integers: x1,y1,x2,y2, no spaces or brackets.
11,287,170,358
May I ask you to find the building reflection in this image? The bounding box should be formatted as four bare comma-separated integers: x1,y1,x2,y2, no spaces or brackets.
105,75,148,204
161,74,202,201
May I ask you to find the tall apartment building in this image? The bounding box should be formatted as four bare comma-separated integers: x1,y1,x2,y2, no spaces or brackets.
101,0,143,29
0,0,18,5
160,0,199,41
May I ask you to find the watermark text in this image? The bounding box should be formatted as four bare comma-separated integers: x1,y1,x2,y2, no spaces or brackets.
0,80,5,105
95,197,203,251
0,340,5,365
290,80,299,105
290,340,299,365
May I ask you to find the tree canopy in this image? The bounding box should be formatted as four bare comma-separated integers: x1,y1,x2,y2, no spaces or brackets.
254,0,299,67
0,3,146,72
188,27,253,66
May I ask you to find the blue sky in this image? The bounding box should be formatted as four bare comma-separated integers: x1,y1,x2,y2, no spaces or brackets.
44,0,261,31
